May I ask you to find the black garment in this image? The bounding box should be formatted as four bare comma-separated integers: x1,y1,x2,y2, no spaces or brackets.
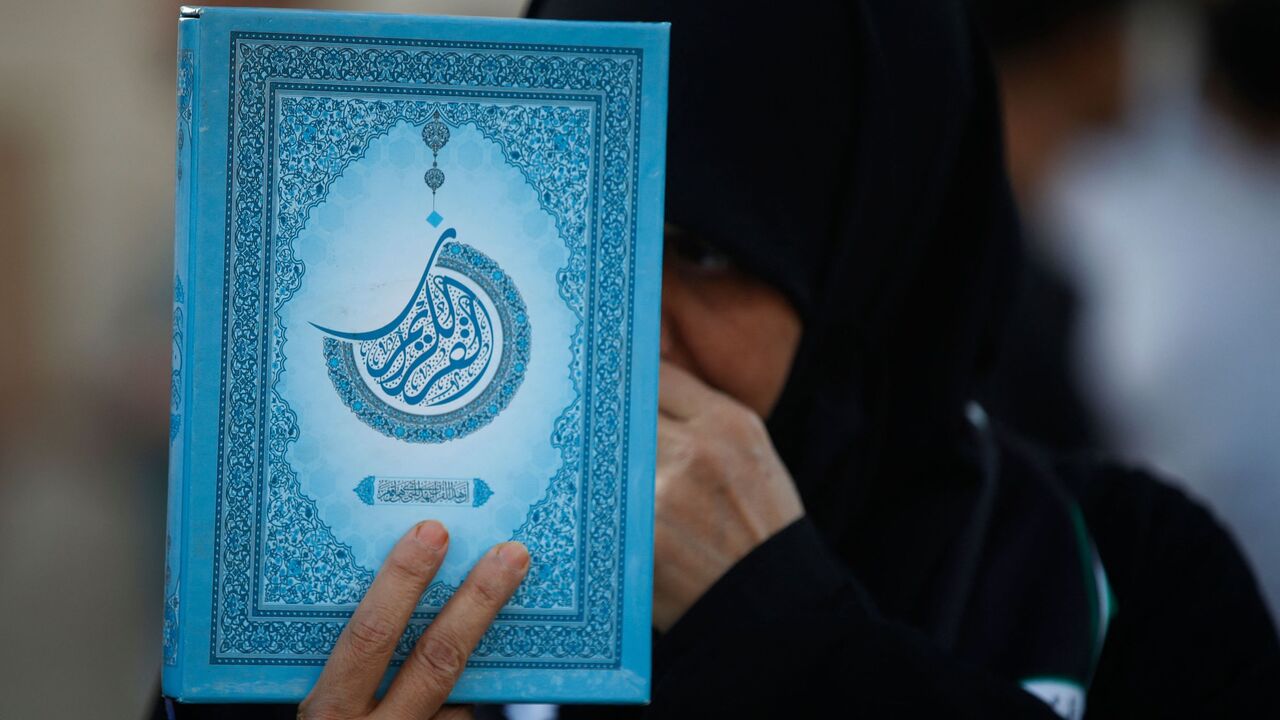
155,0,1280,717
557,439,1280,718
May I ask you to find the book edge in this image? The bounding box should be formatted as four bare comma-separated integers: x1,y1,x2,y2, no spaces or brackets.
188,5,671,39
162,8,199,701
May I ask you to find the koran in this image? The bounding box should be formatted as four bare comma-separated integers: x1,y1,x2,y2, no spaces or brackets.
164,5,667,703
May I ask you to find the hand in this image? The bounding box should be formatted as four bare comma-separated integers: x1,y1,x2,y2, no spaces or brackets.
653,360,804,632
299,521,530,720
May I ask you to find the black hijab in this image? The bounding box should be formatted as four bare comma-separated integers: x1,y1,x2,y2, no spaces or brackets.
523,4,1118,718
529,0,1024,633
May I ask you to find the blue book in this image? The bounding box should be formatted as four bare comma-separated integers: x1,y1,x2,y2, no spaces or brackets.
164,5,667,704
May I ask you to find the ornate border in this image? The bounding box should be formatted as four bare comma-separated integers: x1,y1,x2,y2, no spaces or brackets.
212,33,641,668
171,276,186,444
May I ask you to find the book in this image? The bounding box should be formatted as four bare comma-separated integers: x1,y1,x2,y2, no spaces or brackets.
164,5,667,704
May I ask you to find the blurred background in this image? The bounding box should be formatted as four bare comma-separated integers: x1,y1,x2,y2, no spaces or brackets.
0,0,1275,717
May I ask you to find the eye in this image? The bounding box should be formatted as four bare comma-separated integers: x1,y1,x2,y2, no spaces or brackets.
666,229,734,272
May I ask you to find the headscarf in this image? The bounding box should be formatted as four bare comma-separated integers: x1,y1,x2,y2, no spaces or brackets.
531,0,1020,612
530,0,1106,704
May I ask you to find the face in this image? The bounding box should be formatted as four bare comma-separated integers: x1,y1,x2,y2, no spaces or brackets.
660,226,803,418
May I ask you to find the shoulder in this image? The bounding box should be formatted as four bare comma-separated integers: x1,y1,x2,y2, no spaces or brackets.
1032,448,1280,715
995,433,1259,596
1050,452,1256,600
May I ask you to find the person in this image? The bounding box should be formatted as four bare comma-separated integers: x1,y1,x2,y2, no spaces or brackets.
155,0,1280,717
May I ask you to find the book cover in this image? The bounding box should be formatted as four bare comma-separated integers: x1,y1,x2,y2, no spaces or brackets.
164,5,667,703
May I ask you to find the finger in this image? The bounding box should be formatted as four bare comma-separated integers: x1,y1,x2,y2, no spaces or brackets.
307,520,449,717
379,542,530,720
658,359,721,420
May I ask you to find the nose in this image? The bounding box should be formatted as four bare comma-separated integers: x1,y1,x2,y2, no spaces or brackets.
658,261,679,360
656,268,698,376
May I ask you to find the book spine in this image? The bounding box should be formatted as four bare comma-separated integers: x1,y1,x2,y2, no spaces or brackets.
163,9,199,699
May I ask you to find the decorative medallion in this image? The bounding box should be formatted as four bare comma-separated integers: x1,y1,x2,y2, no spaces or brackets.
313,115,530,443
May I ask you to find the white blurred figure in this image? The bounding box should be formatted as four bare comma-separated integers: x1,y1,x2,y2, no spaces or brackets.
1046,0,1280,621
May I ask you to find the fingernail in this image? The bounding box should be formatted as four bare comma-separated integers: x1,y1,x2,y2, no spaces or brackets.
414,520,448,551
496,542,529,571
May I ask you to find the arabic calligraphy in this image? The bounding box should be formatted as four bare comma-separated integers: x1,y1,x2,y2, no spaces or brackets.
353,475,494,507
313,227,499,411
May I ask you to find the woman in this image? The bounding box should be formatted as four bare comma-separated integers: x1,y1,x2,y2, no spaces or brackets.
533,0,1280,716
158,0,1280,717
